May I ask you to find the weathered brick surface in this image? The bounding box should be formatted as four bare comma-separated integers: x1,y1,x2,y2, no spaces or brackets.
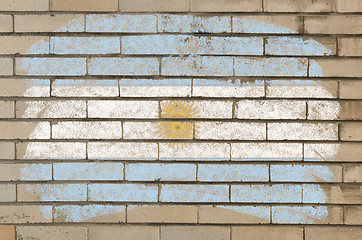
340,123,362,141
0,0,49,11
0,15,12,32
50,0,118,11
191,0,262,12
304,16,362,34
17,226,87,240
338,38,362,56
339,81,362,99
336,0,362,12
89,226,159,240
232,226,303,240
120,0,189,12
305,227,362,240
264,0,335,12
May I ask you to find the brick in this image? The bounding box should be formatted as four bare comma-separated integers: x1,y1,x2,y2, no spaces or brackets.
0,101,14,118
17,142,86,159
338,38,362,56
17,226,87,240
89,57,159,76
127,205,197,223
199,206,270,224
0,185,16,202
337,0,362,12
305,227,362,240
0,79,50,97
0,0,49,11
0,205,52,223
193,79,265,98
0,142,15,160
50,37,120,54
305,16,362,34
191,0,262,12
265,37,336,56
161,226,230,240
272,206,343,224
231,184,302,203
345,206,362,225
0,15,13,32
120,0,189,12
340,81,362,99
52,121,122,139
341,123,362,141
237,100,306,119
54,163,124,180
231,143,303,161
304,185,362,204
196,122,265,140
0,225,14,240
119,78,191,97
268,123,338,140
51,0,118,11
89,226,159,240
309,59,362,77
160,184,229,202
126,163,196,181
304,143,362,162
0,58,13,76
54,205,125,223
271,165,342,182
264,0,334,12
233,16,303,34
88,142,158,160
266,80,337,99
198,164,268,182
52,79,118,97
15,14,84,32
159,15,231,33
0,36,49,54
307,101,339,120
344,165,362,182
235,57,308,77
88,184,158,202
159,143,230,161
232,226,303,240
86,14,157,33
0,164,52,181
0,121,50,139
16,100,86,118
162,56,233,76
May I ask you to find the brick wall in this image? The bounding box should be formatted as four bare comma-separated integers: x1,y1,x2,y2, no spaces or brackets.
0,0,361,239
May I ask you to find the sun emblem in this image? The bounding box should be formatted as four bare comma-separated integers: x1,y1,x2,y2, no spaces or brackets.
157,101,199,149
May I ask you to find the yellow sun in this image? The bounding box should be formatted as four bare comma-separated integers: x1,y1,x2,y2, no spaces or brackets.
157,101,199,148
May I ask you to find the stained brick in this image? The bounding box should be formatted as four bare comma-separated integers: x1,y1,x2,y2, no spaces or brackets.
338,38,362,56
0,36,49,54
0,205,52,223
345,207,362,225
305,16,362,34
303,185,362,204
336,0,362,12
0,164,52,181
0,79,50,97
304,143,362,162
17,226,87,240
341,123,362,141
191,0,262,12
344,165,362,182
51,0,118,11
0,121,50,139
264,0,335,12
309,59,362,77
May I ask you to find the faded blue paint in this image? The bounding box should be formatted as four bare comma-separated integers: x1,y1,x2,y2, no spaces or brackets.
54,205,125,222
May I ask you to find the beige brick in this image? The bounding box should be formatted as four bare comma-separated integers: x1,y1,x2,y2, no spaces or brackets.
345,206,362,225
337,0,362,12
17,226,87,240
15,14,84,32
89,226,159,240
232,226,303,240
0,164,51,181
305,227,362,240
190,0,262,12
340,81,362,99
0,15,13,32
264,0,334,12
0,36,49,54
52,79,119,97
339,102,362,119
51,0,118,11
0,58,13,76
0,101,14,118
120,0,189,12
305,16,362,34
309,101,362,120
237,100,306,119
0,0,49,11
161,226,230,240
0,122,50,139
0,184,16,202
344,165,362,182
0,205,52,223
304,185,362,204
195,122,266,140
127,205,197,223
341,123,362,141
0,142,15,160
268,123,338,140
17,142,86,159
304,143,362,162
338,38,362,56
0,79,50,97
52,121,122,139
199,206,270,224
309,59,362,77
0,225,15,240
